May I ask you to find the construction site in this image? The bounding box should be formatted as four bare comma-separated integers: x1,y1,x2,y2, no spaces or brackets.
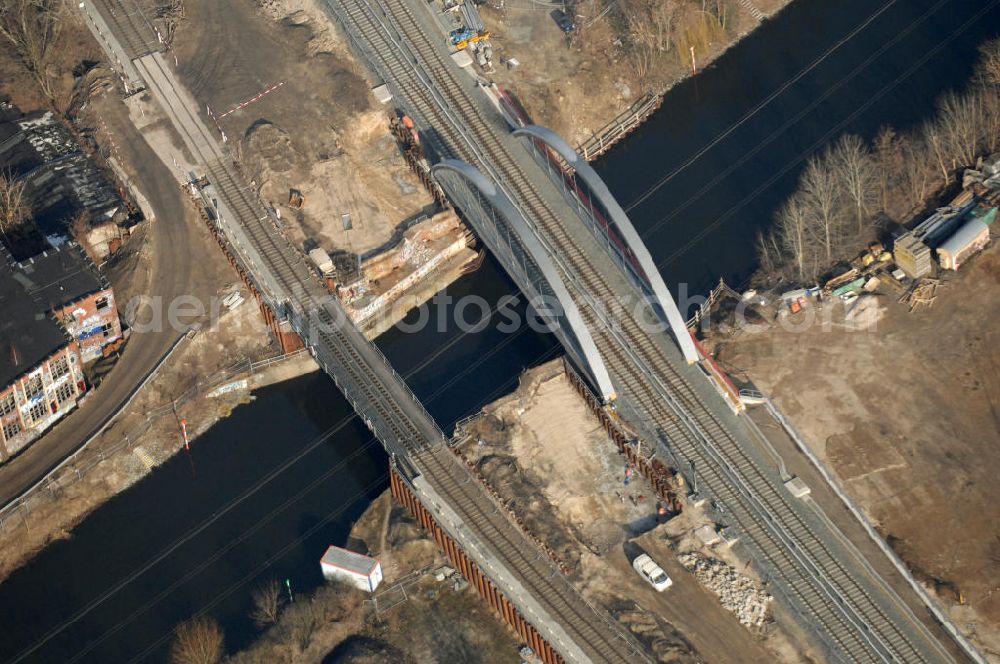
698,160,1000,657
4,0,998,662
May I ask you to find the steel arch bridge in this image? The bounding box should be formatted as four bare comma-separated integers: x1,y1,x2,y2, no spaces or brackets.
431,159,618,404
511,125,699,365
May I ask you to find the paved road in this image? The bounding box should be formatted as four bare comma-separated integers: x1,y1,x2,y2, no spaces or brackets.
0,98,194,506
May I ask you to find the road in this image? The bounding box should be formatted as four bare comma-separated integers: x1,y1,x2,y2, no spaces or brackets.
0,97,196,506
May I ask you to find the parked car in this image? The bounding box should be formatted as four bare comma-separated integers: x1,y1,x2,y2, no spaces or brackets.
632,553,673,591
550,8,576,33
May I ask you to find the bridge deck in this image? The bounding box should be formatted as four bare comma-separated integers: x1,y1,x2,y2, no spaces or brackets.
83,1,638,661
323,0,959,661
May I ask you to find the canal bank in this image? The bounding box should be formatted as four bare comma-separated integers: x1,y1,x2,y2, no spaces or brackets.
0,372,388,662
596,0,1000,299
0,256,560,663
5,0,1000,661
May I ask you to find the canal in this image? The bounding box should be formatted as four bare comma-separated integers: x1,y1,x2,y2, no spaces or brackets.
597,0,1000,297
3,0,999,661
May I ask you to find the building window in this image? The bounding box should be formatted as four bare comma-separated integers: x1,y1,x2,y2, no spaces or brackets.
2,421,20,441
95,296,110,311
50,356,70,379
23,375,43,400
56,382,75,405
0,394,15,416
27,401,46,423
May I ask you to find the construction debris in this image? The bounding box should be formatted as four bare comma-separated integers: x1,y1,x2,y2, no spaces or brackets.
678,552,772,628
899,278,940,312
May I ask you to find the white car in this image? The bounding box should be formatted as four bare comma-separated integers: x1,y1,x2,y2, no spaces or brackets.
632,553,673,591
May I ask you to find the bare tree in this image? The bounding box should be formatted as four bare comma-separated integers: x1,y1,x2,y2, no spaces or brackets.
799,151,846,264
250,579,284,628
976,86,1000,156
923,121,952,185
899,134,933,212
973,41,1000,156
873,126,904,216
620,0,677,79
830,134,877,232
775,196,812,280
0,0,65,103
0,173,29,239
170,617,224,664
977,37,1000,87
937,90,982,169
754,228,783,278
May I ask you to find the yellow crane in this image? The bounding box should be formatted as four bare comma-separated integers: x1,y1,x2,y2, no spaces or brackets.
455,31,490,50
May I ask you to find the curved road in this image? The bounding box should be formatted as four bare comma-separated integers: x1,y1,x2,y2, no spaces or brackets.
0,98,199,506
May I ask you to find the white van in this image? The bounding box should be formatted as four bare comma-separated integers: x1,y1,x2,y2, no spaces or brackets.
632,553,673,591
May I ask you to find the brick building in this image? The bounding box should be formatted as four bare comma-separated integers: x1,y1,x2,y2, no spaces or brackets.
0,243,121,461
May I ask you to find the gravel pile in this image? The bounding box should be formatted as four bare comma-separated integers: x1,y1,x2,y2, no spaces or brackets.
679,552,772,627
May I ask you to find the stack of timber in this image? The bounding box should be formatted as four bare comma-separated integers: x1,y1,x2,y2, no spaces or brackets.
893,233,933,279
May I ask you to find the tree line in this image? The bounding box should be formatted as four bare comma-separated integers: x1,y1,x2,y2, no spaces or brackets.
609,0,730,80
757,38,1000,283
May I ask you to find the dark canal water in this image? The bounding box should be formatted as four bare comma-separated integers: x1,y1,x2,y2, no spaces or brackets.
3,0,1000,661
596,0,1000,297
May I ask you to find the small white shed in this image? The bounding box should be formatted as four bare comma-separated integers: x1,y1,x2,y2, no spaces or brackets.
320,546,383,592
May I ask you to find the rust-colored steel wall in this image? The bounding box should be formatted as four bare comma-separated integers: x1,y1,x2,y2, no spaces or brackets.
389,468,566,664
563,359,682,513
389,116,448,207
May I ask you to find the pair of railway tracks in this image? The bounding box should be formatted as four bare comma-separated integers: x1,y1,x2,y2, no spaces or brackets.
88,2,639,659
85,0,956,659
328,0,955,661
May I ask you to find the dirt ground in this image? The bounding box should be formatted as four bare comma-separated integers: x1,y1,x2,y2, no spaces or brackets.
710,242,1000,657
0,7,105,113
161,0,433,255
228,492,521,664
482,0,793,146
458,359,806,663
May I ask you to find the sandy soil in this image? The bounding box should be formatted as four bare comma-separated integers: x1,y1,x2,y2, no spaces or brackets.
162,0,433,255
482,0,794,146
459,359,806,663
710,242,1000,657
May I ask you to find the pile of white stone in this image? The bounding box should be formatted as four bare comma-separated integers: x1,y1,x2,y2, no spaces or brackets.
679,552,772,628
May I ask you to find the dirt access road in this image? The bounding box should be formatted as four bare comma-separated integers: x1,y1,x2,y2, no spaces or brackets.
168,0,432,256
0,91,217,507
714,245,1000,656
460,361,805,663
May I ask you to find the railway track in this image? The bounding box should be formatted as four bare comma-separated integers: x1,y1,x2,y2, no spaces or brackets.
416,447,640,663
86,4,643,660
85,0,958,660
328,0,956,661
89,0,160,60
133,49,435,456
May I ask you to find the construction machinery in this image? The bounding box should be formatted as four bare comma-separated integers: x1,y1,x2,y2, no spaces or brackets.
449,27,490,50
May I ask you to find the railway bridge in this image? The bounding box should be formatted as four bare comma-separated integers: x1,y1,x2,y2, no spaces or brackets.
79,0,971,662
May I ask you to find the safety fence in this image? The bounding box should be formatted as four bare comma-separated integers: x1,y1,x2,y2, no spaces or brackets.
577,93,663,162
685,277,742,330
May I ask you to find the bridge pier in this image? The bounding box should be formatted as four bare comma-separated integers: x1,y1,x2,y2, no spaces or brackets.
192,192,305,354
389,466,565,664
